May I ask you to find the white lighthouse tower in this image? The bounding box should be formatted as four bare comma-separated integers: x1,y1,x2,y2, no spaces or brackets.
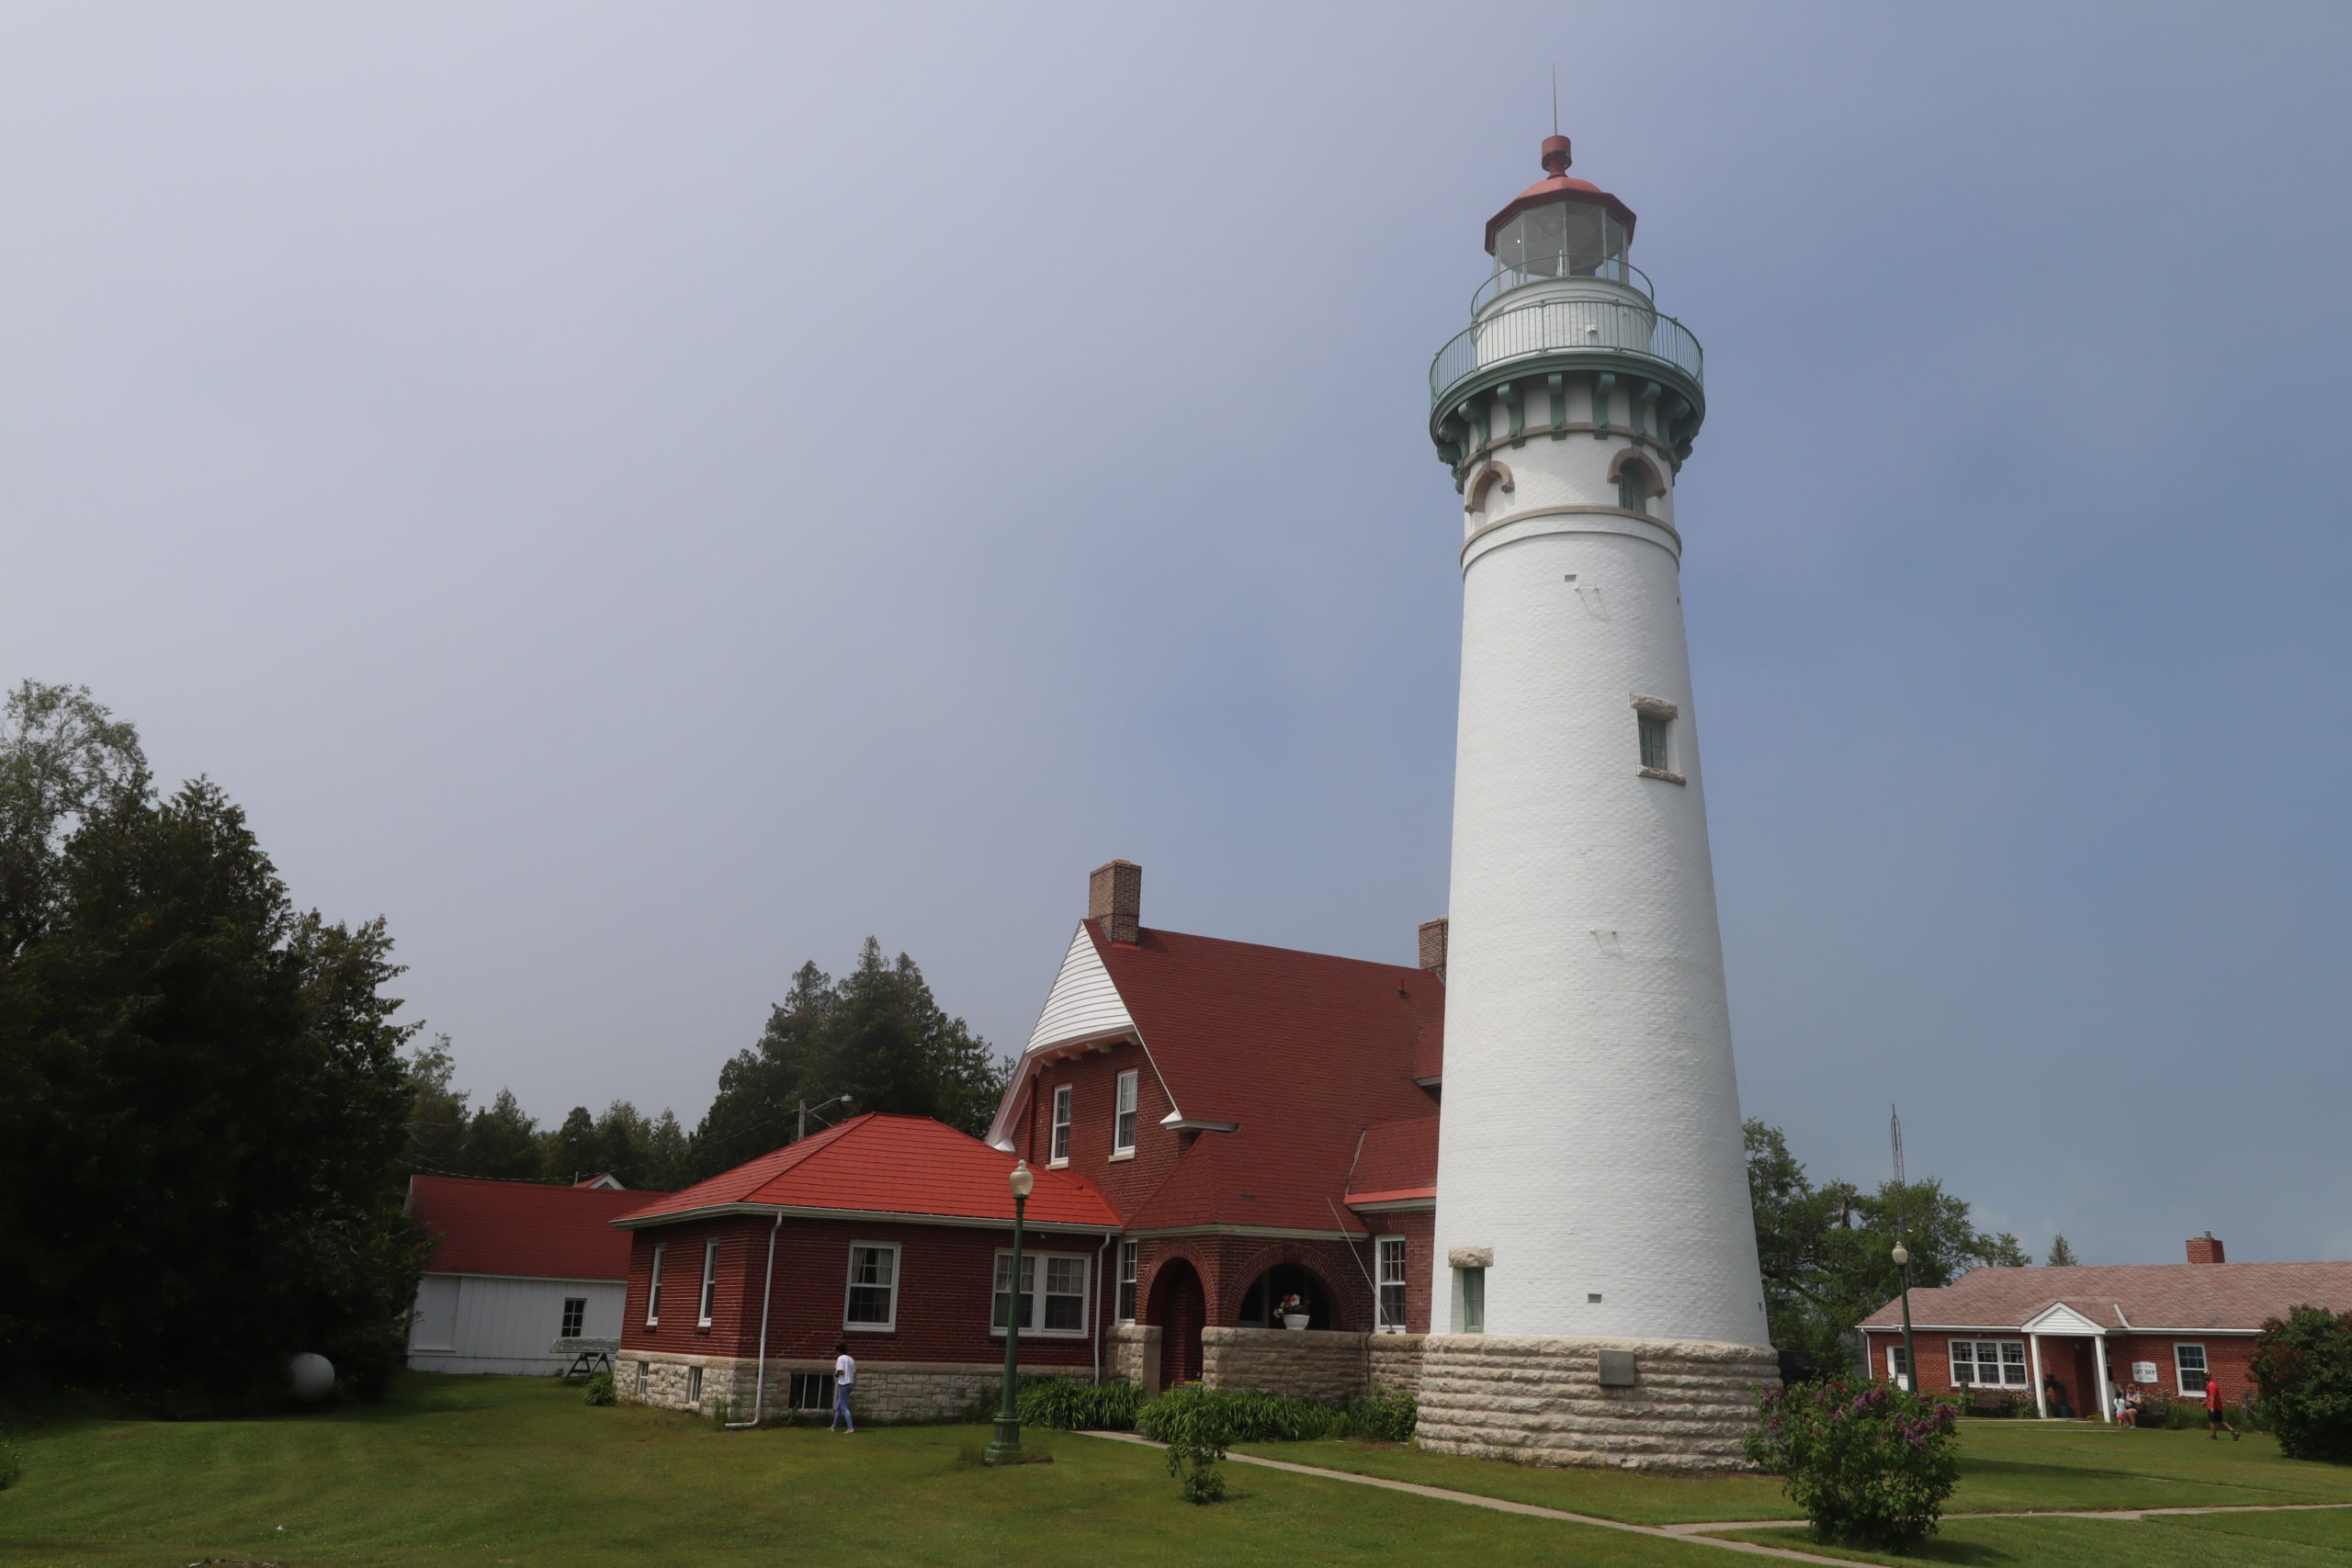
1419,136,1775,1469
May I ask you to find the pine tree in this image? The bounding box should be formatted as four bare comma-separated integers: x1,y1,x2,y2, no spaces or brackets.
545,1106,600,1184
402,1035,471,1177
464,1089,541,1179
2046,1235,2080,1268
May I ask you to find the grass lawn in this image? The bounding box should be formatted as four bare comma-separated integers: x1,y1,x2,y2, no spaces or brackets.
1236,1422,2352,1525
1719,1511,2352,1565
0,1373,1727,1568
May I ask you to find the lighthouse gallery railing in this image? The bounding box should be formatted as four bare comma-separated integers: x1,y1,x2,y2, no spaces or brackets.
1430,297,1703,411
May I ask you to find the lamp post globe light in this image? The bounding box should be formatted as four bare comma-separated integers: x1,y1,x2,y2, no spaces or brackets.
1892,1242,1917,1393
987,1158,1035,1463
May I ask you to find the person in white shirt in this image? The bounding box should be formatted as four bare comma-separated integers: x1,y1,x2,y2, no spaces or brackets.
831,1341,856,1434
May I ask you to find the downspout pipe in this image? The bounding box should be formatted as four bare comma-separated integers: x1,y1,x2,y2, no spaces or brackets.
1094,1233,1112,1384
727,1211,783,1429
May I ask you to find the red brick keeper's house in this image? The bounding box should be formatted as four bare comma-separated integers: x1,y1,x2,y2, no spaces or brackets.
613,861,1445,1422
1859,1234,2352,1420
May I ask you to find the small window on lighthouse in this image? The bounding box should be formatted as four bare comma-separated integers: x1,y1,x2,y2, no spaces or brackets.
1638,712,1672,772
1617,465,1651,513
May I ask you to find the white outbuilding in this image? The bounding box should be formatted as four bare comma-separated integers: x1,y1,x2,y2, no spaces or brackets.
404,1174,660,1375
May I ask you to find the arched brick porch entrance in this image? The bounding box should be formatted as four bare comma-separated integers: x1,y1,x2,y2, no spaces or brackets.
1150,1257,1206,1388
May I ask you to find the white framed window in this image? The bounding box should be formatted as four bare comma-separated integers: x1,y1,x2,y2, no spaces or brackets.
1113,1070,1138,1156
646,1245,665,1326
1116,1240,1138,1324
1949,1339,2030,1388
1456,1266,1486,1335
560,1297,586,1338
992,1250,1091,1337
1376,1236,1408,1333
698,1241,719,1327
2175,1343,2211,1394
843,1243,899,1330
686,1364,703,1405
1049,1084,1073,1166
1886,1342,1910,1388
634,1360,647,1398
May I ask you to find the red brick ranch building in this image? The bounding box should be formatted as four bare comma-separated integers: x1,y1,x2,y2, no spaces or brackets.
1860,1235,2352,1420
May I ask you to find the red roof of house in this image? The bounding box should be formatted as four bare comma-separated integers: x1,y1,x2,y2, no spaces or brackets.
1859,1261,2352,1335
1086,924,1442,1234
1346,1117,1439,1204
615,1113,1121,1232
408,1174,658,1280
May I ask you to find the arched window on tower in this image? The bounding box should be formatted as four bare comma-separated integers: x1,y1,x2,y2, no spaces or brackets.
1616,460,1656,514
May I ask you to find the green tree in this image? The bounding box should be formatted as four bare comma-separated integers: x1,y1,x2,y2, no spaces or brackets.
402,1035,471,1178
0,681,146,956
0,773,427,1402
640,1108,692,1191
2045,1235,2079,1268
545,1105,601,1184
690,942,1007,1181
2252,1304,2352,1463
592,1100,650,1187
1745,1120,2029,1368
464,1088,541,1179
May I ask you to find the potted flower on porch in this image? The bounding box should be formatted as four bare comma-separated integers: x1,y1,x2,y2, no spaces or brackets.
1276,1293,1312,1331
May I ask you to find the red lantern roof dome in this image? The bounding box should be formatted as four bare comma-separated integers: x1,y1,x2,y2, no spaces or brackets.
1484,134,1639,254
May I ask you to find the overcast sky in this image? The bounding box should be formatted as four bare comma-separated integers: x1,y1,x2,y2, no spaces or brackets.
8,2,2348,1267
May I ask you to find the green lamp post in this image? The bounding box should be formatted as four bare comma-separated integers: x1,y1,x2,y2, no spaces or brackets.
1892,1240,1918,1393
987,1158,1035,1462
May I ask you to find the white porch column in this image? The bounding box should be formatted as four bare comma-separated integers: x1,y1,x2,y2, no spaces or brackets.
2030,1334,2048,1418
2092,1332,2111,1423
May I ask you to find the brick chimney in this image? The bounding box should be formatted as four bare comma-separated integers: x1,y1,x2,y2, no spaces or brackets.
1419,917,1449,982
1089,860,1142,945
2186,1232,2226,1265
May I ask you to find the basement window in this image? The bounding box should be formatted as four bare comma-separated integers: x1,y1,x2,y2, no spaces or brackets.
788,1371,837,1412
687,1365,704,1405
1049,1084,1073,1166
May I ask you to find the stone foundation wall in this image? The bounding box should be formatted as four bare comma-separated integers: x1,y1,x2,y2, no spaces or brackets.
1198,1327,1426,1402
616,1351,1082,1425
1107,1324,1162,1395
1370,1333,1426,1393
1415,1335,1775,1472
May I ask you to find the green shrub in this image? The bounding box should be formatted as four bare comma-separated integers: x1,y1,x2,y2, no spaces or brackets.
1744,1376,1961,1551
2254,1304,2352,1462
1139,1385,1231,1503
1338,1389,1418,1443
0,1433,21,1490
1135,1385,1416,1446
582,1371,616,1407
1018,1378,1144,1430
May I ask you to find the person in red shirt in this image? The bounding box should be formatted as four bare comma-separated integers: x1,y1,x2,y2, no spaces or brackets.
2204,1372,2240,1441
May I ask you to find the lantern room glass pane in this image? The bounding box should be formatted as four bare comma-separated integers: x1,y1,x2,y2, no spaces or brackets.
1494,198,1628,281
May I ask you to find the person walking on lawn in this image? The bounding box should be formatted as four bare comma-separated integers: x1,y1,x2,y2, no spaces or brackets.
2205,1373,2240,1440
831,1341,856,1434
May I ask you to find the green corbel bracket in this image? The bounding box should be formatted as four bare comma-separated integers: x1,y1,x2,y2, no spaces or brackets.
1636,380,1661,441
1591,373,1617,439
1547,373,1566,438
1499,380,1525,447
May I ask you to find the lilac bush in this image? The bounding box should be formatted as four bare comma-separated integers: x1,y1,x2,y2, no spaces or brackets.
1743,1376,1962,1551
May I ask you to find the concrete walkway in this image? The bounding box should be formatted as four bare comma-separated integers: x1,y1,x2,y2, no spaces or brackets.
1080,1430,2352,1562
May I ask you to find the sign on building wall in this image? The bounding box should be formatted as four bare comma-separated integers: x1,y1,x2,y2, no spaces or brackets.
2132,1362,2159,1384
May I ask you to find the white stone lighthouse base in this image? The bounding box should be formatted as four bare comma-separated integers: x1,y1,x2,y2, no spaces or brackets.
1415,1335,1777,1472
